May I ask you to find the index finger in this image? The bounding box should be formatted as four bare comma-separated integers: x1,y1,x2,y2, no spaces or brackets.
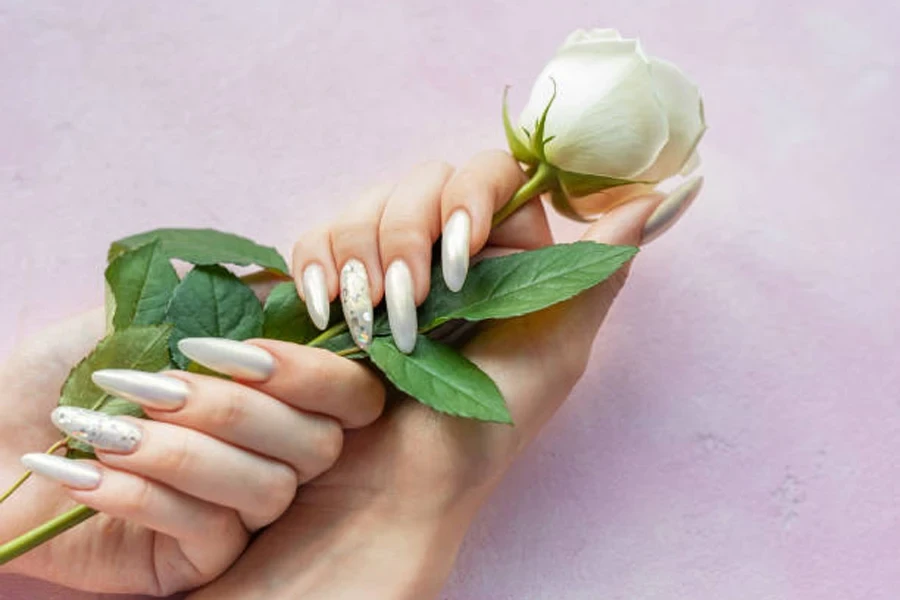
177,338,385,429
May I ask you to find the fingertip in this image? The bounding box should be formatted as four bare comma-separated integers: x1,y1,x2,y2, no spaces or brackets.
580,194,664,246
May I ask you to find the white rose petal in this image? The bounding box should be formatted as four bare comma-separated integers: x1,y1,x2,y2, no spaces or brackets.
636,58,707,182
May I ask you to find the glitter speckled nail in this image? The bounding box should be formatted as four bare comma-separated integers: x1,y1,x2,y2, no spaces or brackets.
340,258,374,349
51,406,142,453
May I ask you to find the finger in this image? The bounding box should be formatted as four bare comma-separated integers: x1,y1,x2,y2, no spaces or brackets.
21,453,247,578
329,182,393,349
378,161,455,353
47,411,299,530
291,227,337,331
439,150,527,291
164,337,385,428
92,368,345,478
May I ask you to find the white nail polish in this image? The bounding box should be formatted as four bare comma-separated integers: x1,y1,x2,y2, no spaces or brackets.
177,338,274,381
340,259,374,350
302,263,330,330
92,370,187,410
642,175,703,244
21,453,101,490
51,407,142,453
385,260,417,354
442,209,471,292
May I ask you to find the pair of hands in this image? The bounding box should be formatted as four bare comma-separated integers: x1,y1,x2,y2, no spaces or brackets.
0,150,678,598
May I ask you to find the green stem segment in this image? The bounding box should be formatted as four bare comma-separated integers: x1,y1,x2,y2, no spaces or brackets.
491,162,557,227
307,321,349,348
0,505,97,565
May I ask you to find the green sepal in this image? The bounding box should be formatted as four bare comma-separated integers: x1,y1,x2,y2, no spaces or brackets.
502,87,538,165
556,169,643,198
531,78,558,162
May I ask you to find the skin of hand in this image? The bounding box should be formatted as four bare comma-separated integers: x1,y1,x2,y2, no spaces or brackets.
0,299,386,594
189,151,696,599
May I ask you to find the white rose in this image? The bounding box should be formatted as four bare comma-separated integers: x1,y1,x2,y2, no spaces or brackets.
504,28,706,218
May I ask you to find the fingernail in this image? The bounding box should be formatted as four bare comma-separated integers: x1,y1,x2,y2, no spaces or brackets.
340,259,374,350
302,263,330,330
642,175,703,244
442,209,471,292
385,260,417,354
51,407,142,453
21,453,101,490
177,338,274,381
92,370,188,410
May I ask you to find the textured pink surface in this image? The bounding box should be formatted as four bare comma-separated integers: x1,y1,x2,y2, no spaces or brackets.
2,1,898,598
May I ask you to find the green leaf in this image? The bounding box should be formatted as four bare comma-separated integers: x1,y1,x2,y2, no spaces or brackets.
109,228,289,274
556,169,642,198
165,265,264,368
368,336,511,423
105,241,180,330
419,242,639,329
502,87,537,164
262,282,320,344
58,325,172,456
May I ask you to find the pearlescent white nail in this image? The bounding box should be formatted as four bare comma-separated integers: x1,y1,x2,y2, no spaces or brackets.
21,453,101,490
385,260,417,354
51,407,142,453
302,263,330,330
642,175,703,244
178,338,274,381
340,259,374,349
442,209,471,292
92,370,188,410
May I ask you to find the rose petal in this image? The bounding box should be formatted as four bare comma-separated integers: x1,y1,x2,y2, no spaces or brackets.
636,58,706,182
561,28,622,49
680,150,701,176
568,183,656,217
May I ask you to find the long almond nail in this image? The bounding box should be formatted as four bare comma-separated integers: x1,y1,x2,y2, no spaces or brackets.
51,407,142,453
21,453,101,490
177,338,274,381
340,259,374,349
92,370,187,410
302,263,330,330
642,175,703,244
385,260,417,354
442,209,471,292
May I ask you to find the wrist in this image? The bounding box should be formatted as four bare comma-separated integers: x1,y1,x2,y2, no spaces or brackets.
189,500,477,600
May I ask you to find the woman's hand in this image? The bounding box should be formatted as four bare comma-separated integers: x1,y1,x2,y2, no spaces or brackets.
192,151,700,599
0,313,385,595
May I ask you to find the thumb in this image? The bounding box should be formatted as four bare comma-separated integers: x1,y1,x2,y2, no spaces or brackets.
574,175,703,337
571,194,664,336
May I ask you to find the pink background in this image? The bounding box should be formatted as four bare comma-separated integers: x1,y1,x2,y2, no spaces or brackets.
2,1,898,598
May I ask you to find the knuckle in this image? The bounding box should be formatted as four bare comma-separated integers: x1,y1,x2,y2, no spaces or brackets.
204,507,239,539
314,422,344,468
379,225,432,258
154,431,193,479
258,464,298,516
121,476,155,516
292,227,329,256
331,222,375,251
206,388,246,431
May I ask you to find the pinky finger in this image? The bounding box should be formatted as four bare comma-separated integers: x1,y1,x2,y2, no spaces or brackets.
22,454,247,578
